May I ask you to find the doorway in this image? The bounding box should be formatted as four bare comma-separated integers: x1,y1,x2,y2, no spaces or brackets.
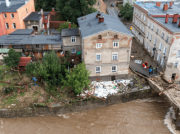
172,73,176,80
111,76,116,81
32,26,38,31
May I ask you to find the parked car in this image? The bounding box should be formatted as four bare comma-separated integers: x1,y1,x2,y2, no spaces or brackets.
118,13,121,17
111,3,115,7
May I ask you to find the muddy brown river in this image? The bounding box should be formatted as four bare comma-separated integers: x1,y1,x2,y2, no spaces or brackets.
0,98,178,134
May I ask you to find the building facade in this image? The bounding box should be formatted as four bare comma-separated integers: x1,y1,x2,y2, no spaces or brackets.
78,12,133,81
132,1,180,82
0,0,35,36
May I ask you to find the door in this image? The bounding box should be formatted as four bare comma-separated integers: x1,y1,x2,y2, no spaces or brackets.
111,76,116,81
44,45,49,50
172,73,176,80
44,24,47,29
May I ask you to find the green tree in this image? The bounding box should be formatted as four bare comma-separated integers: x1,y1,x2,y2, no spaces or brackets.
3,49,21,68
120,3,133,21
35,0,56,11
63,62,91,95
56,0,97,24
57,21,78,33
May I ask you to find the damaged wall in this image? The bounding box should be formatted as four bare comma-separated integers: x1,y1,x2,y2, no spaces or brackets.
83,29,132,80
165,35,180,82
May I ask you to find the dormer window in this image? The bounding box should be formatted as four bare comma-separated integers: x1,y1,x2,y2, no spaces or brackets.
98,35,102,39
114,35,117,38
45,16,47,19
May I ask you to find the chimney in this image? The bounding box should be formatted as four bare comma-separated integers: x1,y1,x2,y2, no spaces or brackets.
165,14,169,23
156,2,161,7
96,11,101,18
6,0,10,7
169,2,173,7
99,16,104,23
163,4,168,11
52,8,55,12
172,14,179,23
69,22,71,29
178,19,180,27
41,8,43,15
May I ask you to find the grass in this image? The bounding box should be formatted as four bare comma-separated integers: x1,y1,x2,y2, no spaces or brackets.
19,92,25,97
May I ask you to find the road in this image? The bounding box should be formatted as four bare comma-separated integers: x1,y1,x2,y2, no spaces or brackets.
107,7,119,18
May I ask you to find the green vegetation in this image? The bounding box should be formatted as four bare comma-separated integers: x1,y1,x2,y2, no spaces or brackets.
57,21,77,33
3,48,21,68
35,0,56,11
56,0,97,23
120,3,133,21
63,62,91,95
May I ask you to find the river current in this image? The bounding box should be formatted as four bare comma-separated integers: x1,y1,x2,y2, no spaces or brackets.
0,98,178,134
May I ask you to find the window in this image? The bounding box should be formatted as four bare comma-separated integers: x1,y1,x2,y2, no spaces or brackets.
161,58,164,67
34,21,36,24
154,38,157,46
112,53,118,60
114,35,117,38
139,12,140,17
162,33,164,39
12,23,16,29
166,36,169,42
177,50,180,58
97,2,99,5
142,26,144,32
174,62,179,68
5,23,9,29
11,14,14,18
157,53,160,61
96,43,102,48
0,45,3,48
159,43,162,51
156,28,159,34
71,36,76,43
71,49,76,53
140,24,141,30
28,21,30,24
145,42,148,49
148,45,151,52
150,34,152,41
96,54,101,61
36,45,39,48
96,66,101,73
144,16,146,21
138,22,139,27
112,65,117,72
45,16,47,19
113,42,119,48
4,14,7,18
147,31,149,38
151,24,154,30
141,13,143,19
163,47,167,55
26,8,28,13
98,35,102,39
137,10,138,15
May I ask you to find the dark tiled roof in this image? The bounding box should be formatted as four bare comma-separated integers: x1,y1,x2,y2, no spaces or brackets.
10,29,34,35
0,35,62,45
24,12,50,21
77,12,133,38
61,28,80,37
0,1,25,13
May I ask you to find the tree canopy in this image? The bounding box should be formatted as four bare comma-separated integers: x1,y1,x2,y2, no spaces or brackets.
63,62,91,95
3,49,21,68
120,3,133,21
35,0,56,11
57,21,78,33
56,0,97,23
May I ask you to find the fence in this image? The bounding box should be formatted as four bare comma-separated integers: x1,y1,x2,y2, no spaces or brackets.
0,89,153,118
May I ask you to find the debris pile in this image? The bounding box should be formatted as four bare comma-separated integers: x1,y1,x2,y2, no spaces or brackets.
79,80,131,99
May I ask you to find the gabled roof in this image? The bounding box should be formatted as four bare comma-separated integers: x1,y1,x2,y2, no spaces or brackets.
61,28,80,37
24,12,50,21
10,29,34,35
19,57,31,67
77,12,133,38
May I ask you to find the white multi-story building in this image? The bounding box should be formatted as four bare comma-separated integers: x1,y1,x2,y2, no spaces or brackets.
132,1,180,82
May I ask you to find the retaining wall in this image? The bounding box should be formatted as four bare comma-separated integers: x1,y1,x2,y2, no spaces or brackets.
0,89,153,118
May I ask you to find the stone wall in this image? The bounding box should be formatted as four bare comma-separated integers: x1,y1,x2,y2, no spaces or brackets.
0,89,153,118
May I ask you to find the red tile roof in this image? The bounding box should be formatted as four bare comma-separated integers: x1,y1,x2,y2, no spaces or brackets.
19,57,31,67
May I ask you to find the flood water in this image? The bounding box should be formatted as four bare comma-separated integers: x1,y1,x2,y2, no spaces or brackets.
0,98,178,134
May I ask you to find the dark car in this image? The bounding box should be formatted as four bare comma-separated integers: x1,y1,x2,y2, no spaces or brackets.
111,3,115,7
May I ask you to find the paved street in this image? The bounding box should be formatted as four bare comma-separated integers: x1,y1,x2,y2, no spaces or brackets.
107,7,119,18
